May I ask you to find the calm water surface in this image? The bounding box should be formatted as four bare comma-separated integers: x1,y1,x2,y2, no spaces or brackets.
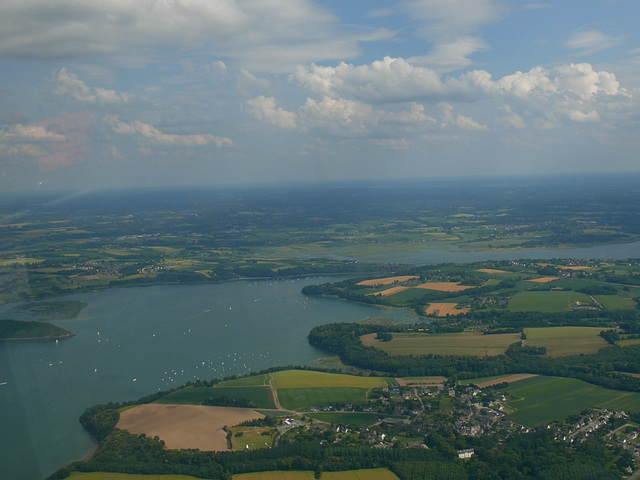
0,277,412,480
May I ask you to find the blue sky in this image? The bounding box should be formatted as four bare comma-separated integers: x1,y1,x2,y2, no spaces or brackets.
1,0,639,191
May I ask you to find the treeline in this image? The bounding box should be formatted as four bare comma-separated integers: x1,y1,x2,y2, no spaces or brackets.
0,318,74,340
307,323,640,392
49,420,627,480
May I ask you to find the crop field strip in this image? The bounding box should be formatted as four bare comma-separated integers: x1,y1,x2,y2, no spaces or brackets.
369,331,521,357
233,468,400,480
504,376,640,426
523,326,609,357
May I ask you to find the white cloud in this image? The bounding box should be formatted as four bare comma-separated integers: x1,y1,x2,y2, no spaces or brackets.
105,116,232,147
554,63,622,99
567,30,619,55
300,97,378,136
411,36,489,72
439,103,488,131
246,96,297,129
53,68,133,104
0,143,46,157
0,0,365,72
405,0,502,40
568,110,600,123
0,124,65,142
295,57,473,103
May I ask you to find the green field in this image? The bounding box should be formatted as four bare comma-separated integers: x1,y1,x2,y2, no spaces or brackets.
218,375,270,387
504,376,640,426
373,332,521,356
523,327,609,357
231,426,275,451
306,412,382,426
271,370,387,389
233,468,400,480
509,291,593,312
595,295,637,310
69,474,201,480
155,386,275,409
277,387,372,410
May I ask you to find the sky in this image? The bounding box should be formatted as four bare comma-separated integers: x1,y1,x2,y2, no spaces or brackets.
1,0,639,191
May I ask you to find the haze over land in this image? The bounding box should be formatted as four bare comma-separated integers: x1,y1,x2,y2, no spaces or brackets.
1,0,640,191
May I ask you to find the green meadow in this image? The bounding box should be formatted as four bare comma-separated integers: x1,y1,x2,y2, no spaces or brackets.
504,376,640,426
523,326,610,357
155,385,275,409
508,291,593,312
271,370,387,389
233,468,400,480
277,387,372,411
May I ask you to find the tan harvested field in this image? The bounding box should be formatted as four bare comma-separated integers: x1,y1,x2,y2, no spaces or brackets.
117,405,263,451
415,282,474,292
477,374,537,388
558,266,591,271
425,303,470,316
369,286,410,297
357,276,419,286
527,276,559,283
476,268,510,274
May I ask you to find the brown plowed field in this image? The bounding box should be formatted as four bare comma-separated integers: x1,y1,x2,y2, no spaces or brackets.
117,404,263,451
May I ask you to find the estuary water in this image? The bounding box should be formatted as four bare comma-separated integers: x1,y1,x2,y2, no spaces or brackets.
0,277,413,480
3,240,640,479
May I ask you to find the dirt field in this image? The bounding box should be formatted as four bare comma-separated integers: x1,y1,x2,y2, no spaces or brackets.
397,376,447,386
425,303,470,316
527,276,559,283
415,282,474,292
357,276,419,286
369,286,409,297
476,374,537,388
117,404,263,451
476,269,509,274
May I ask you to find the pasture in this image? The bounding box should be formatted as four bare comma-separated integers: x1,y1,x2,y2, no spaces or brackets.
369,331,521,357
277,387,372,411
233,468,400,480
307,412,382,427
271,370,387,390
595,295,637,310
523,327,609,357
231,426,274,450
508,291,593,312
155,386,275,409
504,376,640,426
69,474,201,480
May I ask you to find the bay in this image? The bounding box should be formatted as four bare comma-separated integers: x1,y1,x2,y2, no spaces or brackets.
0,277,412,480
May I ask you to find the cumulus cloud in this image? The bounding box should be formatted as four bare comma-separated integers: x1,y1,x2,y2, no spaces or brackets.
567,30,619,55
300,97,378,136
568,110,600,123
439,103,488,130
246,96,297,129
0,0,366,72
105,116,232,147
0,124,65,142
0,143,46,157
53,68,133,104
295,57,473,103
